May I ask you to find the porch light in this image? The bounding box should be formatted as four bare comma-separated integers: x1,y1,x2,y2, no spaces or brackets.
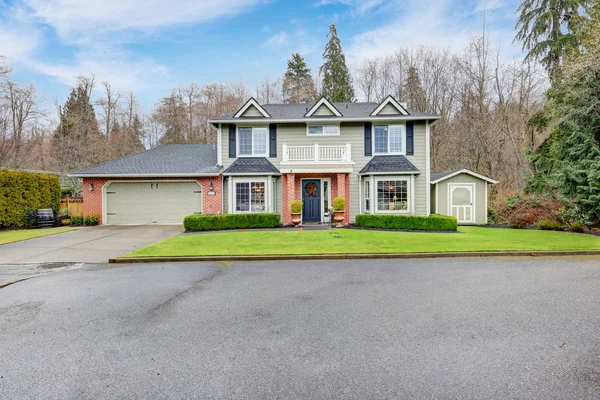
209,182,213,191
89,183,94,191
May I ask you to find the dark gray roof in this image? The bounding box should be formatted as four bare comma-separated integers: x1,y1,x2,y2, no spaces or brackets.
359,156,420,174
430,169,462,182
72,144,220,176
223,157,280,175
212,102,438,121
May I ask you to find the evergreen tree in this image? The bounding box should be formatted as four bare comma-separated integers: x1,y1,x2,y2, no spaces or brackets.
403,66,426,111
319,24,355,102
109,117,145,158
515,0,590,77
282,53,316,103
52,77,104,172
527,5,600,223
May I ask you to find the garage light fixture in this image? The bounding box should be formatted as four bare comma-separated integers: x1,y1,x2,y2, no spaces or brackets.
89,183,94,191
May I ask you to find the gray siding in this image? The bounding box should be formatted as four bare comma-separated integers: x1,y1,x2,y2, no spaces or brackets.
434,173,488,224
378,103,401,115
220,121,429,222
312,104,335,116
240,105,264,117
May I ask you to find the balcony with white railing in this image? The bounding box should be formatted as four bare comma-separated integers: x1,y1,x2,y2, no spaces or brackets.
282,144,352,164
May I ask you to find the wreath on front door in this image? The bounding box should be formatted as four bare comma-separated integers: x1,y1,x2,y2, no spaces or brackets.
304,182,318,197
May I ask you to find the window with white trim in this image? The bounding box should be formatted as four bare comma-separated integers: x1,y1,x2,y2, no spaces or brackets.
235,181,265,212
364,180,370,211
238,127,268,156
307,125,339,136
376,179,408,212
374,124,405,154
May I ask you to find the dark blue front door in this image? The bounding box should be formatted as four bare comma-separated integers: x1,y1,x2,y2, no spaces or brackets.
302,179,321,222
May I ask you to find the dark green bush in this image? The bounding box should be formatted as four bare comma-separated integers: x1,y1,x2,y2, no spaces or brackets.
70,215,83,226
355,214,458,231
184,213,281,231
0,170,61,228
536,219,564,231
568,221,586,233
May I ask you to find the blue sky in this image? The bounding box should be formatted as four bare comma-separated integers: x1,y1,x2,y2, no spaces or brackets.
0,0,524,111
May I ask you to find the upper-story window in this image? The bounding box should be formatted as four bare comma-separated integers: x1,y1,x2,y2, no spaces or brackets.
307,125,340,136
374,124,405,154
238,127,268,156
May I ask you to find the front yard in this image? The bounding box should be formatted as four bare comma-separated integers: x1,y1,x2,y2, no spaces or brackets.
0,227,76,245
122,227,600,257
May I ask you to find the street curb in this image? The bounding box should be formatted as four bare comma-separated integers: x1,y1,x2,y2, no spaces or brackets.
109,250,600,263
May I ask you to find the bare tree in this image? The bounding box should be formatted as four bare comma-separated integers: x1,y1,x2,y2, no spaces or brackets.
256,75,282,104
96,81,121,140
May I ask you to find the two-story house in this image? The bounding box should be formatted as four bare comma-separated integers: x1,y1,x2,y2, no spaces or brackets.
73,95,497,225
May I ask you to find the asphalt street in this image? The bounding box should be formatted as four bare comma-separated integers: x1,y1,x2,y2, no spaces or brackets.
1,257,599,399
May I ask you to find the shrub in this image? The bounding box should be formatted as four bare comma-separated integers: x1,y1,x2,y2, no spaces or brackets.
332,197,345,211
536,219,564,231
487,206,500,224
498,194,563,229
355,214,458,231
70,215,83,226
0,170,61,228
290,200,303,213
568,221,586,233
84,213,99,226
184,213,281,231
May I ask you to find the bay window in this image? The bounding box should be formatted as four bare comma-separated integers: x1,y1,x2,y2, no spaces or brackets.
307,125,339,136
235,181,266,212
374,124,405,154
238,127,268,156
376,179,408,212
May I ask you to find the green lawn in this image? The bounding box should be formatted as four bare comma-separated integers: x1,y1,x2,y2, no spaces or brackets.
0,227,76,245
122,227,600,257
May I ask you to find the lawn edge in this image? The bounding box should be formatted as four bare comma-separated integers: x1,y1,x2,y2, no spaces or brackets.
0,227,77,245
110,250,600,263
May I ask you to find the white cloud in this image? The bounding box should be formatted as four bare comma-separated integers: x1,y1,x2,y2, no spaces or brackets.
23,0,264,44
264,32,289,48
0,26,40,63
315,0,386,15
347,0,523,65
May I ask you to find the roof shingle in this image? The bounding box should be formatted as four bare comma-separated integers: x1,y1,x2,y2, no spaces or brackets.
359,156,420,174
71,144,220,176
223,157,280,175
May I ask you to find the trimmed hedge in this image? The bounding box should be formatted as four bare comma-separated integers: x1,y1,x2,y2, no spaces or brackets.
184,213,281,231
0,170,61,228
355,214,458,231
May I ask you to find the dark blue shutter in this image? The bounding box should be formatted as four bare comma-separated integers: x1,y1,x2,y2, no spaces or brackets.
406,121,414,155
228,124,236,158
269,124,277,158
364,122,372,156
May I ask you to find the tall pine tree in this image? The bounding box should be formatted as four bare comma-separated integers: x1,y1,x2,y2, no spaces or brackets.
319,24,355,102
282,53,316,103
527,4,600,223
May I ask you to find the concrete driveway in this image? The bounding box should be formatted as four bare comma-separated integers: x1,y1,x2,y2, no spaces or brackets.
0,225,183,264
1,257,599,399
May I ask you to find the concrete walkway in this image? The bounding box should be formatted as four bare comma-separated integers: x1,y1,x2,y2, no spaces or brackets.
0,225,184,264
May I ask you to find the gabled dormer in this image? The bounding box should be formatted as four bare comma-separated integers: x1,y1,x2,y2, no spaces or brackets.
233,97,271,118
304,97,343,117
370,95,410,116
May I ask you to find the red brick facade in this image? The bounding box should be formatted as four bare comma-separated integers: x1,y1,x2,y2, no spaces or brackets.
82,176,222,224
281,173,350,225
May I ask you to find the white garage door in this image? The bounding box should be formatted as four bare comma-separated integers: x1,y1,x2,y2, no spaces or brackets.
105,181,202,224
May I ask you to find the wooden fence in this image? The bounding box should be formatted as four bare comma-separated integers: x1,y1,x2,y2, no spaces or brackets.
60,196,84,216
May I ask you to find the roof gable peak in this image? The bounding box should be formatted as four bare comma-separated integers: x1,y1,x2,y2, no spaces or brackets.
371,95,410,116
304,97,343,117
233,97,271,118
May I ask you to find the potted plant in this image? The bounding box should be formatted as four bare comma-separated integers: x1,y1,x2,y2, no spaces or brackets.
290,200,303,226
59,207,71,226
332,197,345,225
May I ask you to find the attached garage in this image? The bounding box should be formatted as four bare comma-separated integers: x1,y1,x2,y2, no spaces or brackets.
430,169,498,225
105,181,202,225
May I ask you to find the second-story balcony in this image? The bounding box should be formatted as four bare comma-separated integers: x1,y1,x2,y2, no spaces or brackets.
282,144,352,164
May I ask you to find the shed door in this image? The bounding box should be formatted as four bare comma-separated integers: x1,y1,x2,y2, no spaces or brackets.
105,181,202,224
449,184,473,223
